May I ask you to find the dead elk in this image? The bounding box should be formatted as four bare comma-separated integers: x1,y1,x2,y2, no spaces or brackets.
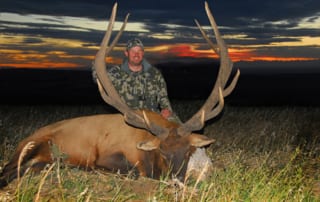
0,1,239,188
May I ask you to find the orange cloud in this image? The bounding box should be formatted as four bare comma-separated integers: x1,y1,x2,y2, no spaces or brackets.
0,49,87,69
165,44,217,58
0,62,80,68
153,44,316,62
0,54,125,69
1,43,317,69
245,56,315,62
154,44,259,62
230,49,317,62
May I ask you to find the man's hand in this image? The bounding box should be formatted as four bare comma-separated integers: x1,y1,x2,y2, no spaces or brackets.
161,109,172,119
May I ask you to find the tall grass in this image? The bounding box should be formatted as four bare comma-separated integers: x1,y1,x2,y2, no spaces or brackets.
0,102,319,201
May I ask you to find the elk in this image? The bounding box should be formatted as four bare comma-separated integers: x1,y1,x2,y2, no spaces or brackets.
0,1,239,188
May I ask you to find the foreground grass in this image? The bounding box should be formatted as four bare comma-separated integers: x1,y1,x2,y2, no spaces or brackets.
0,102,319,201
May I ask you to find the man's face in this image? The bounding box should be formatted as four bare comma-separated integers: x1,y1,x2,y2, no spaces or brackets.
125,46,144,66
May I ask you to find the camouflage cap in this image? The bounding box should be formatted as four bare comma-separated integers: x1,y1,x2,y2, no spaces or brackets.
126,38,144,50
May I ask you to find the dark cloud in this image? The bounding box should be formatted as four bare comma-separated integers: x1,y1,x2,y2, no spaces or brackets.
1,0,319,66
22,37,43,44
2,0,319,25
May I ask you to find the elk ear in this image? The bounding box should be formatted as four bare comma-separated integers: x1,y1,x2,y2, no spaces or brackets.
137,139,160,151
188,134,215,147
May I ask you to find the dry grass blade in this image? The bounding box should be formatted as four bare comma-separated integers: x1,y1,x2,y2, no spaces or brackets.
34,163,55,202
187,161,210,202
17,141,35,190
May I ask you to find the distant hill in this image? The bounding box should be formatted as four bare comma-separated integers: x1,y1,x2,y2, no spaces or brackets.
0,68,100,104
1,61,320,106
0,61,223,104
157,60,221,99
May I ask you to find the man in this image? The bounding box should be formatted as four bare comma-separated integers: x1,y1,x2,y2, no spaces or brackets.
92,38,177,120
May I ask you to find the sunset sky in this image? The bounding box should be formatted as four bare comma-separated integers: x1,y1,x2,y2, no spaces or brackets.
1,0,320,69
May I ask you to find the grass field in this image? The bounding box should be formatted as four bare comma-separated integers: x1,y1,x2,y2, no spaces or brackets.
0,101,319,201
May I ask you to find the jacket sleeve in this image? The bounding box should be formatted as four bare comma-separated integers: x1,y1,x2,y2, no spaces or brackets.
91,63,121,87
156,70,173,112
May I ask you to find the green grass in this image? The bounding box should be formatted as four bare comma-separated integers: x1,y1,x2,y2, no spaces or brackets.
0,102,319,201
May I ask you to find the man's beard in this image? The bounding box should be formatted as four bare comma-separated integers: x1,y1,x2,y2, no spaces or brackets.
129,59,143,66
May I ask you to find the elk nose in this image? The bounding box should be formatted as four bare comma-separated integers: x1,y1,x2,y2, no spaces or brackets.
170,177,185,189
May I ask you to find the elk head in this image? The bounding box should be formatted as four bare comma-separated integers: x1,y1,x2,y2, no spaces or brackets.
94,1,240,180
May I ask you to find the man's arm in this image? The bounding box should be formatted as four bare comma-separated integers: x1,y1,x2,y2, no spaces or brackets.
156,71,172,111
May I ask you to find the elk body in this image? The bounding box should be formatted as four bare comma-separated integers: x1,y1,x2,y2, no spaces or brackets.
0,111,214,188
0,1,239,188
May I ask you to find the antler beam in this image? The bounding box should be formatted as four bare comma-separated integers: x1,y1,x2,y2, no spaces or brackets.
177,1,240,135
94,3,169,136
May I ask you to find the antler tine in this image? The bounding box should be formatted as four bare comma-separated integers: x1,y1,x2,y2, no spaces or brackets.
177,1,240,135
94,3,146,129
95,3,130,113
194,19,219,56
95,12,130,111
203,1,240,89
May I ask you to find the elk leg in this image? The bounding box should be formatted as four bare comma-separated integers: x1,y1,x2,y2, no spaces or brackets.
95,152,139,176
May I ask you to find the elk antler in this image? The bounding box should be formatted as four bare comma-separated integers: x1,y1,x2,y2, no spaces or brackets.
94,3,169,137
177,1,240,135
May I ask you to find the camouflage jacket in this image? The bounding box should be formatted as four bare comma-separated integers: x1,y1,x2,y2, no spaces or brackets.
93,59,173,113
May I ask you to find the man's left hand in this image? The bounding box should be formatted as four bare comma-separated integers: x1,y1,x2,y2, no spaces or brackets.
161,109,172,119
